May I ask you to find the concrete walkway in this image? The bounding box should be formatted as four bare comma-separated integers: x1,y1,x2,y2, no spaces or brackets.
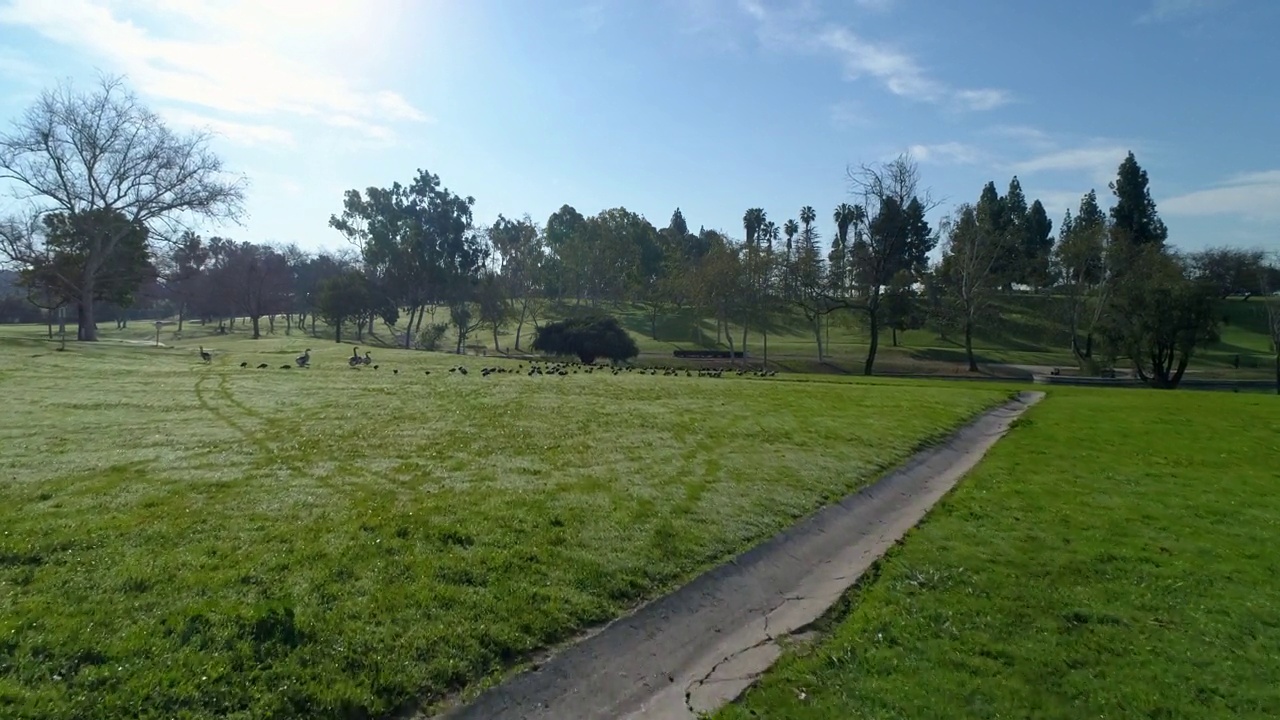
435,391,1045,720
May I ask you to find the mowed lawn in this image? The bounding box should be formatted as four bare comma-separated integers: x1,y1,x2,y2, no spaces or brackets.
719,388,1280,720
0,331,1009,719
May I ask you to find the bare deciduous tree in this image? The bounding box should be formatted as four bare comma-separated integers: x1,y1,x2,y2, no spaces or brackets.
938,204,1006,372
844,153,939,374
0,75,245,340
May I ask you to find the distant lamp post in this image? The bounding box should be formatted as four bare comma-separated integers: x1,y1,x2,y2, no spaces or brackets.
154,320,163,348
57,306,67,351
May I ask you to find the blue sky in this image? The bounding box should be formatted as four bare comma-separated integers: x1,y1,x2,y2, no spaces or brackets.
1,0,1277,254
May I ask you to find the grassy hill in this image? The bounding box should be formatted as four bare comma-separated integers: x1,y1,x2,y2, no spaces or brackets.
10,293,1276,378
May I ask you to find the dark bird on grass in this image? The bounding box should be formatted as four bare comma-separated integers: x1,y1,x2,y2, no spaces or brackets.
295,349,311,367
257,363,269,369
349,347,362,367
393,369,398,375
240,361,248,368
362,351,372,366
459,367,468,375
424,370,431,375
372,365,379,370
199,346,212,363
280,364,292,369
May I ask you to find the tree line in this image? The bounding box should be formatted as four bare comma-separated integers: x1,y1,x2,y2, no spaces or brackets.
2,76,1277,389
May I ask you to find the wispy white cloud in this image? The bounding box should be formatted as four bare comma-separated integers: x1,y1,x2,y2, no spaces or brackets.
575,1,609,34
1161,170,1280,221
0,47,42,85
953,88,1012,112
1036,190,1094,221
985,124,1056,151
907,142,980,165
1137,0,1226,24
829,100,872,129
0,0,428,142
158,107,296,149
734,2,1011,112
1010,145,1131,185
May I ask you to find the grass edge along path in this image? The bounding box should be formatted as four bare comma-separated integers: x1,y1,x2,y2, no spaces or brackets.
716,387,1280,720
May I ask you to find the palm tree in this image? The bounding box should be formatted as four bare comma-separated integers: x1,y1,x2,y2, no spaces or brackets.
833,203,858,294
742,208,766,249
798,205,821,278
782,219,799,299
799,205,817,228
740,208,767,366
761,220,778,254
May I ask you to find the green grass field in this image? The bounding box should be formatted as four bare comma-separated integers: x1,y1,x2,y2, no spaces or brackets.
717,388,1280,720
0,327,1011,719
87,291,1276,377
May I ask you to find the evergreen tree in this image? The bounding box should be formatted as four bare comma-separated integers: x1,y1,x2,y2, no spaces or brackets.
1023,199,1055,288
1109,151,1168,252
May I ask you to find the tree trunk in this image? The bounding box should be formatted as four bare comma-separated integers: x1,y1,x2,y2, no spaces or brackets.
311,314,317,335
46,310,53,339
405,305,418,345
650,309,658,341
79,273,99,340
740,315,749,368
514,300,530,351
723,311,737,360
334,321,342,343
493,323,500,352
863,308,879,376
1168,353,1190,389
251,315,261,339
763,327,768,368
78,302,95,341
892,326,898,347
1274,351,1279,396
964,319,978,372
285,313,292,335
812,315,824,362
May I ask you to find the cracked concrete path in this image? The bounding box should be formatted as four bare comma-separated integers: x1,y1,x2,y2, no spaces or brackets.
435,391,1044,720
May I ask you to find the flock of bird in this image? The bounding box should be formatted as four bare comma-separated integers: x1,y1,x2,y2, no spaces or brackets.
199,346,780,379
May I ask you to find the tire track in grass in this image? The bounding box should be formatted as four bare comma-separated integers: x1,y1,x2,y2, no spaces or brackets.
193,371,270,453
215,372,269,423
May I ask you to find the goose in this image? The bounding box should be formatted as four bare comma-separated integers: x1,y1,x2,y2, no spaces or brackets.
361,351,372,366
348,347,362,367
295,349,311,367
257,363,269,369
199,346,211,363
239,361,248,368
